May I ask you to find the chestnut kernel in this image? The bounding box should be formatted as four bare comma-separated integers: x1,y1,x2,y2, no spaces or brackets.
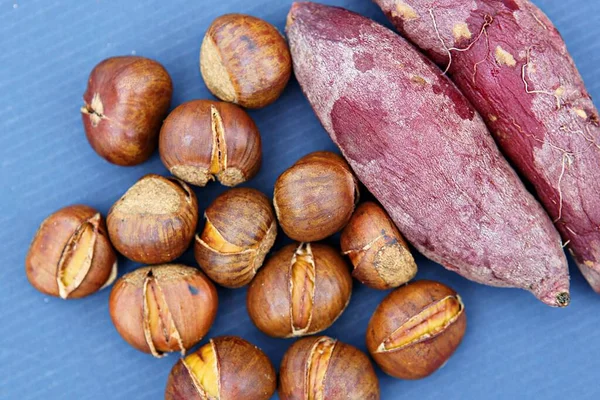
165,336,276,400
366,280,467,380
246,242,352,338
341,202,417,290
107,174,198,264
109,264,218,357
81,56,173,166
274,151,359,242
159,100,262,187
25,205,117,299
200,13,292,109
279,336,380,400
194,188,277,288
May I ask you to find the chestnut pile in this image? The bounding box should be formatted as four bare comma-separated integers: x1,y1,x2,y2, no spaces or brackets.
25,12,467,400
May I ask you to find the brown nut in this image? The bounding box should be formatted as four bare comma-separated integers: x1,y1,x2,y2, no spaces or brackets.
341,202,417,290
25,205,118,299
165,336,276,400
194,188,277,288
159,100,262,187
107,174,198,264
274,151,359,242
81,56,173,166
279,336,380,400
246,242,352,338
200,14,292,109
366,280,467,380
109,264,218,357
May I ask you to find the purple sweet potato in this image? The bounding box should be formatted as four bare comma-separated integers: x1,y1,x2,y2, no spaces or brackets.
286,2,570,306
374,0,600,292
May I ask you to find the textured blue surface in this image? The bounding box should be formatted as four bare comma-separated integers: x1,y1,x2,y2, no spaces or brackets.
1,0,600,399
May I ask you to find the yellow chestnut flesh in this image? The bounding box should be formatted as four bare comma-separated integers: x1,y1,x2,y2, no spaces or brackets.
26,205,118,299
381,296,463,351
201,218,245,253
290,246,316,333
184,343,219,398
144,274,183,355
307,337,335,400
165,336,276,400
58,221,96,293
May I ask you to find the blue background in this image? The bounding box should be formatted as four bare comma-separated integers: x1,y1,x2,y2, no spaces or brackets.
1,0,599,399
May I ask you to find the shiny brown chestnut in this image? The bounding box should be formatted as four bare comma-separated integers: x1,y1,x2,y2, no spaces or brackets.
273,151,359,242
246,242,352,338
279,336,380,400
109,264,218,357
200,14,292,109
159,100,261,187
81,56,173,166
25,205,117,299
366,280,467,380
341,202,417,290
194,188,277,288
107,174,198,264
165,336,276,400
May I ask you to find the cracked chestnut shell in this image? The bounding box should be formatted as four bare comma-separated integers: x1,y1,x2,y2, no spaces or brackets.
366,280,467,380
274,151,359,242
246,242,352,338
341,202,417,290
159,100,261,187
109,264,218,357
107,174,198,264
194,188,277,288
279,336,380,400
165,336,276,400
25,205,117,299
200,14,292,109
81,56,173,166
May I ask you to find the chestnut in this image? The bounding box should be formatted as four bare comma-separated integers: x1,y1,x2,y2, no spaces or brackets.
274,151,359,242
246,242,352,338
279,336,380,400
366,280,467,380
341,202,417,290
159,100,261,187
107,174,198,264
165,336,276,400
194,188,277,288
109,264,218,357
200,14,292,109
81,56,173,166
25,205,117,299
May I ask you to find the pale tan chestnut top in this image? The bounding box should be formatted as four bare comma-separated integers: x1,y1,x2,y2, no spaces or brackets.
200,13,292,109
341,202,417,290
109,264,218,357
159,100,262,187
279,336,380,400
25,205,118,299
274,151,359,242
194,188,277,288
246,242,352,338
107,174,198,264
165,336,276,400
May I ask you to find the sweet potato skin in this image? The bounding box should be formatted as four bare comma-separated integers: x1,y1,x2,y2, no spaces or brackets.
286,2,570,306
374,0,600,292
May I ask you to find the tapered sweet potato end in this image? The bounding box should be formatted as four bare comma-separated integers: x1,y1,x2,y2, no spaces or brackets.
534,279,570,308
